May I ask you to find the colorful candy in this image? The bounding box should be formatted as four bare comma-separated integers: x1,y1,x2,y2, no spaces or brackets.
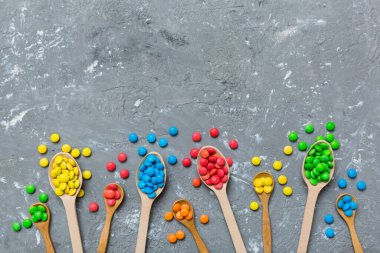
158,138,168,148
106,162,116,172
168,155,177,165
61,144,71,153
325,133,334,143
330,140,340,150
30,204,48,223
164,212,173,221
357,181,366,191
12,222,21,232
137,154,165,199
50,133,60,143
192,178,201,188
25,184,36,194
226,157,233,166
22,219,32,228
82,147,92,157
39,158,49,168
71,148,80,158
229,139,238,150
51,155,80,196
347,168,357,179
173,203,193,220
273,161,282,171
192,132,201,142
326,121,335,131
37,144,47,154
83,170,92,180
316,136,324,142
283,146,293,155
168,126,178,136
251,156,261,166
253,176,273,194
199,214,209,224
167,233,177,243
337,179,347,189
138,147,147,156
337,195,357,217
190,148,199,159
298,142,308,151
103,184,121,206
78,189,85,198
283,186,293,196
288,132,298,142
119,169,129,179
147,133,156,143
89,202,99,212
39,193,49,203
324,214,334,224
325,228,335,238
129,133,138,143
304,124,314,134
209,128,219,138
118,152,127,163
182,157,191,167
176,230,185,240
277,175,287,185
250,201,259,211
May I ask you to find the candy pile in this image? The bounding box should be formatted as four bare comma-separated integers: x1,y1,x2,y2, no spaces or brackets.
337,195,358,217
197,147,229,190
29,204,48,223
103,184,122,207
51,155,80,196
253,176,273,194
303,141,334,186
167,230,185,244
172,202,193,221
137,154,165,199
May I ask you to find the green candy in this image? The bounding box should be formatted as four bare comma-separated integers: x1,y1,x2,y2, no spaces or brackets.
323,149,331,156
316,164,325,173
305,170,311,179
12,222,21,232
320,155,329,163
326,121,335,131
29,206,37,215
32,215,39,223
41,213,48,222
288,132,298,142
25,184,36,194
37,205,46,213
327,161,333,168
39,193,49,203
23,219,32,229
310,178,318,185
305,156,314,164
321,172,330,181
325,133,335,143
313,168,320,176
320,143,329,150
298,142,308,151
315,145,323,152
317,176,321,182
34,211,42,221
315,136,325,141
331,140,340,150
309,149,316,156
305,124,314,134
304,164,313,170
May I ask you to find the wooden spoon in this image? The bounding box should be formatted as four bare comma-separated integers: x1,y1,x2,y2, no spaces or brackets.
197,146,247,253
172,199,209,253
97,183,125,253
253,171,274,253
135,152,166,253
29,202,55,253
297,140,335,253
336,194,363,253
48,152,83,253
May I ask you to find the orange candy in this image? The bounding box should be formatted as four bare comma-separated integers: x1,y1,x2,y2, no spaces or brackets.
173,202,193,221
181,204,190,210
168,233,177,243
164,212,173,221
175,212,184,220
176,230,185,240
180,208,189,217
172,203,181,213
192,178,201,188
185,212,193,220
199,214,209,224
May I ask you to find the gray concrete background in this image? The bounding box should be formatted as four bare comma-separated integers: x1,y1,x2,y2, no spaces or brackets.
1,0,380,252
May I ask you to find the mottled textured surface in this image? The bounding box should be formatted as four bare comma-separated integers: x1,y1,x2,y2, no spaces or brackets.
1,0,380,252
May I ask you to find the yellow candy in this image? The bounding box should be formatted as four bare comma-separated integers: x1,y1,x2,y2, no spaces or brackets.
283,146,293,156
260,177,266,185
264,185,273,193
265,177,273,186
68,181,74,189
255,187,264,193
67,163,73,171
71,148,80,158
251,156,261,166
50,133,60,143
77,189,85,198
82,147,92,157
273,161,282,171
39,158,49,168
73,175,78,181
37,144,47,154
60,161,67,170
278,175,287,185
52,179,60,187
283,186,293,196
74,180,80,189
58,174,69,183
55,155,63,164
50,170,57,178
61,144,71,153
73,167,79,175
62,170,69,175
250,201,259,211
69,189,77,196
82,170,92,180
59,183,67,191
69,171,74,180
65,187,70,194
253,178,262,188
69,159,76,166
54,188,64,196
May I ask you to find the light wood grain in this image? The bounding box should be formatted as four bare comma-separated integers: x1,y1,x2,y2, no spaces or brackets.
172,199,209,253
135,152,166,253
97,183,124,253
29,202,55,253
336,194,363,253
48,152,83,253
297,140,335,253
197,146,247,253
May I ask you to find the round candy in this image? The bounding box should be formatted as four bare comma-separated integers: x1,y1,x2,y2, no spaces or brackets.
11,222,21,232
39,193,49,203
326,121,335,131
82,170,92,180
347,168,357,179
78,189,85,198
22,219,32,228
226,157,233,166
283,186,293,196
199,214,209,224
298,142,308,151
107,199,116,207
251,156,261,166
337,178,347,189
209,128,219,138
120,169,129,179
344,209,353,217
26,184,36,194
342,195,352,203
305,124,314,134
190,148,199,159
273,161,282,171
283,146,293,155
89,202,99,212
277,175,287,185
357,181,366,191
250,201,259,211
37,144,47,154
229,139,238,150
349,201,358,210
331,140,340,150
82,147,92,157
118,152,127,163
137,147,147,156
50,133,60,143
39,158,49,168
164,212,173,221
315,136,325,141
182,158,191,167
288,132,298,142
167,233,177,243
325,228,335,238
325,133,335,143
147,133,156,143
176,230,185,240
129,133,138,143
71,148,80,158
168,126,178,136
158,138,168,148
192,178,201,188
106,162,116,172
192,132,202,142
324,214,334,224
61,144,71,153
168,155,177,165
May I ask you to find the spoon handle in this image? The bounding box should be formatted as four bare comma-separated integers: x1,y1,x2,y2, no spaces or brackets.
261,197,271,253
188,223,209,253
216,192,247,253
135,201,152,253
97,214,113,253
348,222,363,253
62,198,83,253
40,228,55,253
297,191,319,253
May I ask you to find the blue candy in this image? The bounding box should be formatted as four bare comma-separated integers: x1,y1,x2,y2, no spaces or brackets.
153,185,158,191
138,181,146,189
324,214,334,224
158,182,164,188
146,182,154,188
129,133,138,143
344,209,353,217
146,154,156,163
337,200,344,209
347,168,357,179
147,192,156,199
145,168,155,177
147,133,156,143
349,201,358,210
357,181,366,191
142,174,151,182
169,126,178,136
137,153,165,199
158,138,168,148
156,163,164,170
168,155,177,165
325,228,335,238
337,195,359,217
156,175,164,184
143,187,153,194
138,172,144,180
337,179,347,189
343,203,350,211
342,195,352,203
140,165,147,172
138,147,147,156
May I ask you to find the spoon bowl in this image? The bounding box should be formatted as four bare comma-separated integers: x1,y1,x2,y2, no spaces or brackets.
172,199,195,227
336,193,357,221
29,202,54,253
103,183,124,212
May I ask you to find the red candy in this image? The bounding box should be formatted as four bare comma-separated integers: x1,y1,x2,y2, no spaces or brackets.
207,148,216,156
104,190,115,199
106,162,116,172
103,184,122,206
89,202,99,212
114,190,121,200
209,128,219,138
198,167,208,176
192,132,202,142
107,184,118,191
201,174,210,180
208,156,217,164
229,139,238,150
192,178,201,188
190,148,199,159
221,175,228,183
207,163,214,171
217,169,225,178
211,175,220,185
107,199,116,207
216,157,225,166
182,158,191,167
120,169,129,179
214,182,223,189
199,158,208,167
226,157,233,166
200,150,209,159
118,152,127,163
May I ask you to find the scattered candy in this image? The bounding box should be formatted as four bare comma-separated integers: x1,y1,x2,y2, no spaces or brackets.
120,169,129,179
315,136,325,142
273,161,282,171
226,157,233,166
182,158,191,167
250,201,259,211
298,142,308,151
324,214,334,224
78,189,85,198
164,212,173,221
40,158,49,168
30,204,48,223
304,124,314,134
51,155,80,196
137,154,165,199
337,195,357,217
106,162,116,172
190,148,199,159
192,178,201,188
176,230,185,240
61,144,71,153
12,222,21,232
129,133,138,143
325,133,335,143
138,147,147,157
347,168,357,179
229,139,238,150
173,203,193,221
82,147,92,157
147,133,156,143
22,219,32,228
251,156,261,166
103,184,121,206
283,186,293,196
89,202,99,212
254,176,273,194
283,146,293,155
158,138,168,148
199,214,209,224
288,132,298,142
277,175,287,185
71,148,80,158
357,181,366,191
25,184,36,194
169,126,178,136
39,193,49,203
168,233,177,243
50,133,60,143
326,121,335,131
37,144,47,154
192,132,201,142
83,170,92,180
325,228,335,238
168,155,177,165
118,152,127,163
331,140,340,150
209,128,219,138
337,179,347,189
